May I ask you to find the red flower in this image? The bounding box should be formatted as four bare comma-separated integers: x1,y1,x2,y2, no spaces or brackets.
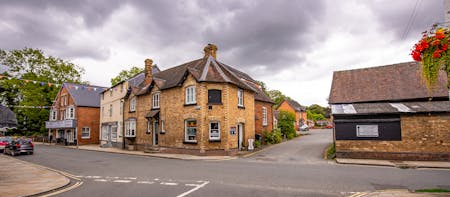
435,29,445,40
431,40,440,46
420,39,429,49
442,44,448,51
412,51,422,61
432,50,441,58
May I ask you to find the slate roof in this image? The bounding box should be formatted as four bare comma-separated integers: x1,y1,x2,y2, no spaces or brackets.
104,65,161,94
0,105,17,128
329,62,448,104
136,56,259,95
64,83,107,107
282,99,306,112
331,101,450,115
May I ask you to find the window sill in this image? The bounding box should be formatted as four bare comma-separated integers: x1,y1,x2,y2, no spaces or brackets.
160,131,165,134
183,141,197,144
129,111,136,113
209,139,221,142
81,137,90,139
208,103,223,105
151,107,160,110
184,103,197,106
238,106,245,109
125,136,136,138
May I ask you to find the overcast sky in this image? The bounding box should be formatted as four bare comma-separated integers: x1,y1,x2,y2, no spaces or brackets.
0,0,445,106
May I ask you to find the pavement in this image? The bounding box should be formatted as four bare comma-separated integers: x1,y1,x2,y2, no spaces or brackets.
336,158,450,169
0,154,70,197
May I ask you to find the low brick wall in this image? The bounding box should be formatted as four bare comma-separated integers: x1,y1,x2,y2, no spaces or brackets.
335,113,450,161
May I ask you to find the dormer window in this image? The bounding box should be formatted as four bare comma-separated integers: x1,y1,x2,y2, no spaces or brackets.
153,92,160,109
130,97,136,112
185,86,196,105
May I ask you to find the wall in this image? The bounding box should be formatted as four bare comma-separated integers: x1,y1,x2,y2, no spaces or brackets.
255,101,273,136
335,113,450,161
76,107,100,145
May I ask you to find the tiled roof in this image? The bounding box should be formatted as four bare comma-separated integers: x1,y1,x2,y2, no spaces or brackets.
64,83,107,107
329,62,448,104
331,101,450,115
0,105,17,127
283,99,306,112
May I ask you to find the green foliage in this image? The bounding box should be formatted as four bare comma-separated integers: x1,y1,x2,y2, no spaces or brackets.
263,129,282,144
326,143,336,159
267,90,291,108
111,66,144,86
307,104,330,119
0,48,85,136
415,188,450,193
278,110,297,139
254,139,261,148
307,110,325,121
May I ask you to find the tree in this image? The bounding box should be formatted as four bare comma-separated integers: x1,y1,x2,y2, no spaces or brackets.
0,48,85,135
278,110,296,139
267,90,292,108
110,66,143,86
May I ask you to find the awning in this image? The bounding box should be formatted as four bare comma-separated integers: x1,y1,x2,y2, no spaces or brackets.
146,110,160,118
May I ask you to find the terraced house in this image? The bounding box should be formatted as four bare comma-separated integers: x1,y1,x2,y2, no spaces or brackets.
123,44,273,155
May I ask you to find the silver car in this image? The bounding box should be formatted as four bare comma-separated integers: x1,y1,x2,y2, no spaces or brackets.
4,138,34,156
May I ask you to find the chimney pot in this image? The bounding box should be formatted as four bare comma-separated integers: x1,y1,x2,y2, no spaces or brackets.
203,43,218,59
144,58,153,85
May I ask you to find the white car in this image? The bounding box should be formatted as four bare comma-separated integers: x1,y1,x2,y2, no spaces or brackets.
300,124,309,131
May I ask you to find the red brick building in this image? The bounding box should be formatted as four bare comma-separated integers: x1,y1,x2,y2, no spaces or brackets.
46,83,106,145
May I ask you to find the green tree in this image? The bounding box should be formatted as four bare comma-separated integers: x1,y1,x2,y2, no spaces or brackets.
110,66,143,86
267,90,291,108
278,110,296,139
0,48,85,135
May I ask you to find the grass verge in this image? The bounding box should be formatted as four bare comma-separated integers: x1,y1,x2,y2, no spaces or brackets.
415,188,450,193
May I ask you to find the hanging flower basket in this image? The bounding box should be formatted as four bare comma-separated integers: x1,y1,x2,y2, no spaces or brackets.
411,25,450,91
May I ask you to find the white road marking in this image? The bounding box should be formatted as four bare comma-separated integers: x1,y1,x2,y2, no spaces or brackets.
161,182,178,186
177,181,209,197
94,179,108,182
85,175,102,179
106,176,120,179
113,180,132,183
124,177,137,180
137,181,155,184
154,178,160,181
185,184,201,187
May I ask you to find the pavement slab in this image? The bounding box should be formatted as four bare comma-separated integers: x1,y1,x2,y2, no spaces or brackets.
0,154,70,197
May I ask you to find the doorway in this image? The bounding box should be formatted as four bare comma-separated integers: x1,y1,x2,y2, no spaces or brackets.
238,123,244,150
153,121,159,145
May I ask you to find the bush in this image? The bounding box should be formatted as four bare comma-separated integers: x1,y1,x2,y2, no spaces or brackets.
326,143,336,159
278,111,297,139
263,129,282,144
254,140,261,148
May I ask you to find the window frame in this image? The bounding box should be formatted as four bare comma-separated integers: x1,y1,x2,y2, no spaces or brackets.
81,127,90,139
109,104,113,117
185,86,196,105
262,107,268,126
184,119,197,143
130,97,136,112
152,92,160,109
209,121,220,141
238,89,244,107
208,89,222,105
50,110,57,121
125,119,136,137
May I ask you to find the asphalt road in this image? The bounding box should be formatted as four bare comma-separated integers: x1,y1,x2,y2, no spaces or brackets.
15,129,450,197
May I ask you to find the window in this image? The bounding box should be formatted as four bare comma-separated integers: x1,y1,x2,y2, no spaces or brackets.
185,86,196,104
209,122,220,141
146,120,151,134
130,97,136,112
60,110,66,120
208,89,222,104
65,106,74,119
50,110,57,121
101,107,104,118
101,126,108,141
120,100,124,114
262,107,268,126
125,119,136,137
81,127,90,139
109,89,113,97
152,92,160,109
238,89,244,107
185,120,197,142
161,120,165,134
111,126,117,141
109,104,113,117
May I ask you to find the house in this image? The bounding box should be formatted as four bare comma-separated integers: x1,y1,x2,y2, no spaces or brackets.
46,83,106,145
0,105,17,136
276,99,307,131
123,44,270,155
99,66,159,148
329,62,450,161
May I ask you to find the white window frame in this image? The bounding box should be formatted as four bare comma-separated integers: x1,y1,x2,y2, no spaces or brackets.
152,92,160,109
125,119,136,137
262,107,268,126
130,97,136,112
161,120,165,134
238,89,244,107
185,86,196,105
101,126,108,141
209,121,220,141
50,110,57,121
111,125,118,141
81,127,90,139
185,119,197,142
146,120,151,134
65,106,75,119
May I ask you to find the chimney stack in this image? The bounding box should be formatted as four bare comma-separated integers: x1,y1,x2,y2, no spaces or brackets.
203,44,218,59
144,58,153,85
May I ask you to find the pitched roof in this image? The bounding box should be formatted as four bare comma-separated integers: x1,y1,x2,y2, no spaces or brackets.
64,83,107,107
281,99,306,112
0,105,17,128
331,101,450,115
329,62,448,104
136,56,257,95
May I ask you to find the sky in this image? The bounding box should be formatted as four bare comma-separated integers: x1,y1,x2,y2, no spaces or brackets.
0,0,445,106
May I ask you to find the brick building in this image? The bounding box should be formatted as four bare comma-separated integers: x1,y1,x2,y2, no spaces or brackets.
46,83,106,145
276,99,307,131
329,62,450,161
123,44,273,155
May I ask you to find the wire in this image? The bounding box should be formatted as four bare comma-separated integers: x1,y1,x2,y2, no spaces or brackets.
402,0,422,40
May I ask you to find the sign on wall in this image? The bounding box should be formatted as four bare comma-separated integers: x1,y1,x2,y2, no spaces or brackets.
45,120,76,129
356,125,379,137
230,127,236,135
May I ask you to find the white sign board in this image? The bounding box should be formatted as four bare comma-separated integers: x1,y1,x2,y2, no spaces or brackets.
356,125,379,137
45,120,76,129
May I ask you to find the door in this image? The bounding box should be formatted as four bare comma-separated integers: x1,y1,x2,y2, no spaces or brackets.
238,123,243,150
153,121,159,145
66,130,74,143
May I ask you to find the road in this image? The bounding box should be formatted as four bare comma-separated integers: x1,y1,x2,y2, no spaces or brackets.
16,129,450,197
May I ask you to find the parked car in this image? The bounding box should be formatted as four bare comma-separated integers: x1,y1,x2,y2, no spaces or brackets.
4,138,34,156
0,137,13,153
300,124,309,131
325,124,333,129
